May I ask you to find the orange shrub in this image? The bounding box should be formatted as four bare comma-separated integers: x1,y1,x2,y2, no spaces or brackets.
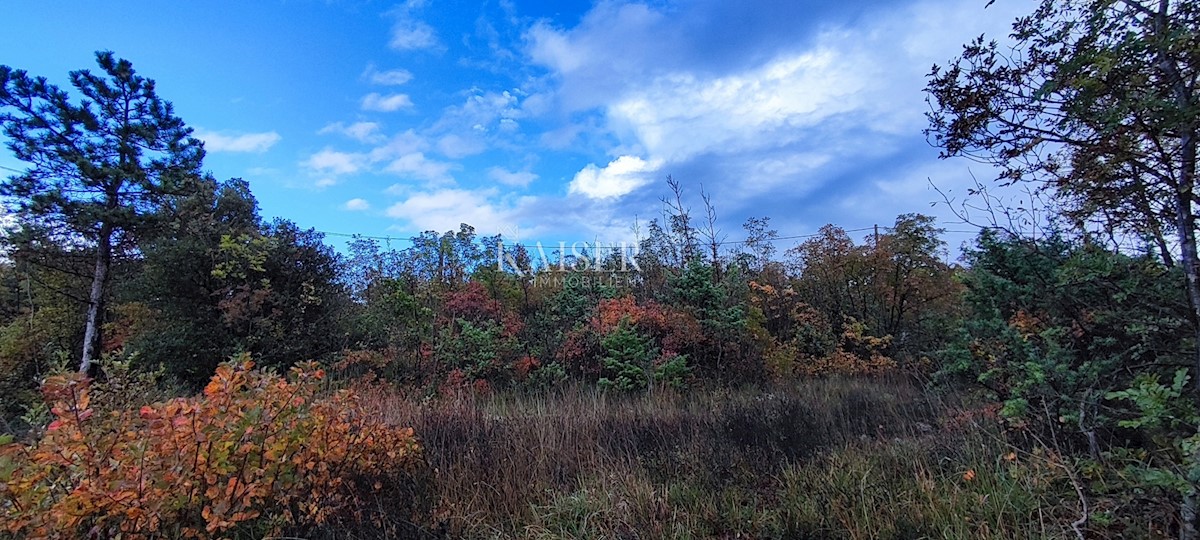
0,356,422,539
794,319,896,376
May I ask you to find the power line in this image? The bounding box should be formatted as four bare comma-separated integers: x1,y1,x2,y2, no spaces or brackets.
0,161,985,248
313,225,983,250
317,227,878,246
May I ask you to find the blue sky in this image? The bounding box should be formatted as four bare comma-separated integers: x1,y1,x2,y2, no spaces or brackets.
1,0,1034,255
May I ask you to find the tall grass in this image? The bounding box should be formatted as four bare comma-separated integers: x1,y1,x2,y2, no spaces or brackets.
363,377,1085,539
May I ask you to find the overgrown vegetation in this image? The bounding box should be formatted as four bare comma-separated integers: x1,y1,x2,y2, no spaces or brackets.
1,359,427,539
0,0,1198,537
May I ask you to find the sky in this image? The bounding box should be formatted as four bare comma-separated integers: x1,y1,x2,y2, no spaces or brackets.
0,0,1036,257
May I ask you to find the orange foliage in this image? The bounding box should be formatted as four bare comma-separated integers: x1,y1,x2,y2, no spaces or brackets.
1008,309,1043,338
793,349,896,377
558,296,705,378
513,355,540,380
591,296,703,354
592,296,667,334
101,302,160,353
336,347,397,371
442,281,524,336
793,320,896,377
0,357,421,539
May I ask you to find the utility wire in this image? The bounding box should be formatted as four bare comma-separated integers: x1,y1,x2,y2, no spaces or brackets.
314,225,983,249
0,161,985,247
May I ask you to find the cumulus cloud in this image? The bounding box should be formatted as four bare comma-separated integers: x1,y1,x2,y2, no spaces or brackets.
364,65,413,85
391,20,438,50
383,152,457,185
367,130,429,161
568,155,662,200
488,166,537,187
529,0,1034,226
343,198,371,211
429,89,525,150
300,130,456,186
608,50,869,162
385,188,526,233
304,148,366,175
318,121,384,143
361,92,414,112
388,0,439,51
437,134,487,158
194,129,281,153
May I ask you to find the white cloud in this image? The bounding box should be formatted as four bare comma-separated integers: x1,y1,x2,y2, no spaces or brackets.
390,20,438,50
607,49,867,163
527,3,664,76
0,207,16,234
384,152,457,185
303,148,366,175
194,129,281,153
301,130,454,186
400,89,528,160
318,121,384,143
437,134,486,158
343,198,371,211
361,93,414,112
568,155,662,200
315,178,339,188
488,166,537,188
526,0,1035,220
385,0,439,51
364,65,413,86
386,188,519,233
367,130,429,162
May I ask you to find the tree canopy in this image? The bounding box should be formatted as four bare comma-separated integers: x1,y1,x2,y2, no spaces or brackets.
0,51,205,373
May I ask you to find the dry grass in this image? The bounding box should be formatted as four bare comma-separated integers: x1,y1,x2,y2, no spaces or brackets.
355,377,1081,539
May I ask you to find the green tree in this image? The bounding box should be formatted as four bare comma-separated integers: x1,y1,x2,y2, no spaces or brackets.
123,177,260,383
597,317,688,393
0,52,205,374
942,231,1191,534
667,259,748,381
869,214,961,360
926,1,1200,532
926,0,1199,371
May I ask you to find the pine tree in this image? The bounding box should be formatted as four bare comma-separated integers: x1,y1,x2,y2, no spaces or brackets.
0,52,204,374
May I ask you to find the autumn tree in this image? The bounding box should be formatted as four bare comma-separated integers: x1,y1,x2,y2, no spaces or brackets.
868,214,961,359
0,52,204,374
786,215,957,365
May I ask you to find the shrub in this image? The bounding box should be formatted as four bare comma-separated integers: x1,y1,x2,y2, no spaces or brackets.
0,356,424,539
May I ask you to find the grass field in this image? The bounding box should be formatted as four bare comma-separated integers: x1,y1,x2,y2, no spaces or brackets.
362,377,1080,539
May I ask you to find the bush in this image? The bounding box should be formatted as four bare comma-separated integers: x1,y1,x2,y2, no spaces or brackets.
0,356,424,539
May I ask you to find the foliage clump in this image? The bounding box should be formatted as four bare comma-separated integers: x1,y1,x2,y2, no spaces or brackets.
0,357,424,539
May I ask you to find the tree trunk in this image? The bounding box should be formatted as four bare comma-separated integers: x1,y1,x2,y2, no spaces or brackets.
1150,2,1200,535
79,222,113,375
1174,132,1200,540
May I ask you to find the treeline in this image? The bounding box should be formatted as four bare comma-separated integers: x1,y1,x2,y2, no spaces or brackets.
0,165,969,412
0,176,350,413
337,208,962,391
